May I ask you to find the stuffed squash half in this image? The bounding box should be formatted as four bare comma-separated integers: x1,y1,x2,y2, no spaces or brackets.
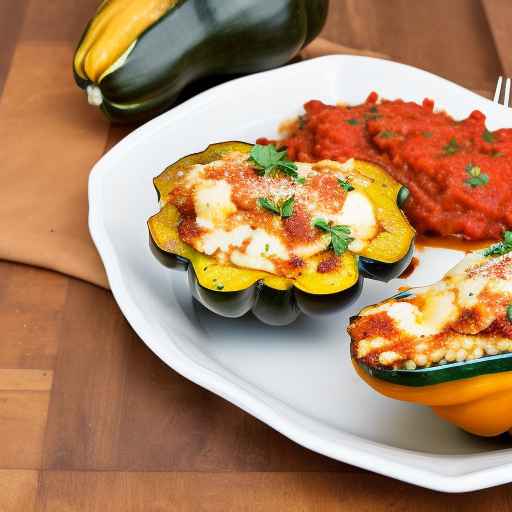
350,234,512,436
148,142,414,325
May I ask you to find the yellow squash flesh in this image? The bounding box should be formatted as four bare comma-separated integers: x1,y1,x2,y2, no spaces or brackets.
354,362,512,437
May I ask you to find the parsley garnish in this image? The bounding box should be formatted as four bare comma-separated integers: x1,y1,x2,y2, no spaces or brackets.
484,231,512,257
492,150,504,158
258,195,294,218
379,130,396,139
507,304,512,323
465,163,489,187
313,218,353,255
249,144,301,182
346,118,359,125
482,129,495,143
369,106,379,113
337,178,354,192
443,137,460,155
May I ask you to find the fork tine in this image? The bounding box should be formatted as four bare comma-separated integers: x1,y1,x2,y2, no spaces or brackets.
505,78,511,107
494,76,503,102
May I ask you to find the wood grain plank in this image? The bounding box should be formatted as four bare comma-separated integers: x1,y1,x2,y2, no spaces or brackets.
43,279,132,470
0,390,51,468
0,262,67,369
0,470,38,512
0,369,52,391
116,339,347,472
0,0,27,95
482,0,512,78
38,471,512,511
20,0,98,43
321,0,501,93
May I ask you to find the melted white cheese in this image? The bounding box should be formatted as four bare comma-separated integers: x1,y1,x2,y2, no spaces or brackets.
193,179,236,227
365,296,457,337
330,190,377,241
183,158,378,274
363,250,512,339
231,228,288,273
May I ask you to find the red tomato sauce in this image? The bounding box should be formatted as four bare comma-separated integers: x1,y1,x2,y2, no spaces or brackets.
257,93,512,240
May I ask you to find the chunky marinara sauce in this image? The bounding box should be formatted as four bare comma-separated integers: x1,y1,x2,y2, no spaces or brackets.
257,92,512,240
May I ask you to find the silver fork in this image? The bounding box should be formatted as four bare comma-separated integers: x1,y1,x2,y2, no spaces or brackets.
493,76,511,106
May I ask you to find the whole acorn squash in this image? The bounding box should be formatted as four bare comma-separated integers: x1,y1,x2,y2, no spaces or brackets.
147,142,415,325
73,0,329,122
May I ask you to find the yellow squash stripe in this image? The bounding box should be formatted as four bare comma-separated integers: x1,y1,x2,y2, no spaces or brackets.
74,0,178,82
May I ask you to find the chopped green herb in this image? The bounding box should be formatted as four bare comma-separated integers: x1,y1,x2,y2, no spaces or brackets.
313,218,353,256
346,118,359,125
464,163,489,187
264,243,270,252
369,105,379,113
422,131,433,138
258,195,295,218
295,175,306,185
337,178,354,192
280,196,295,218
249,144,301,182
482,128,495,143
443,137,460,155
492,150,504,158
484,231,512,257
507,305,512,322
379,130,396,139
216,284,224,290
258,197,280,215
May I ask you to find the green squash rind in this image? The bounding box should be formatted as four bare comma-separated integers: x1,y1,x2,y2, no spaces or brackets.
357,353,512,387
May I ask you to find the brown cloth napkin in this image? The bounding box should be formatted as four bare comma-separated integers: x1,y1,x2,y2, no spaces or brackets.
0,38,390,289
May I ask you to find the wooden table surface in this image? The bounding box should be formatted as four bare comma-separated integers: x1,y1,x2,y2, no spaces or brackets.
1,1,512,510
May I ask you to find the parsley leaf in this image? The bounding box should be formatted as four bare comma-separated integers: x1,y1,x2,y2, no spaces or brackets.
258,197,280,215
337,178,354,192
258,195,295,218
484,231,512,257
492,150,504,158
280,196,295,218
464,163,489,188
443,137,460,155
249,144,301,181
379,130,396,139
313,218,353,256
346,118,359,125
369,105,379,114
507,304,512,323
482,128,495,143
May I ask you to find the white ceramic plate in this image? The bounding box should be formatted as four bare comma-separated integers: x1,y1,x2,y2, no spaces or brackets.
89,55,512,492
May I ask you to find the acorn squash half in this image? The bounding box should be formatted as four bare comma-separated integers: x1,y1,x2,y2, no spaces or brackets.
147,141,415,325
349,243,512,436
